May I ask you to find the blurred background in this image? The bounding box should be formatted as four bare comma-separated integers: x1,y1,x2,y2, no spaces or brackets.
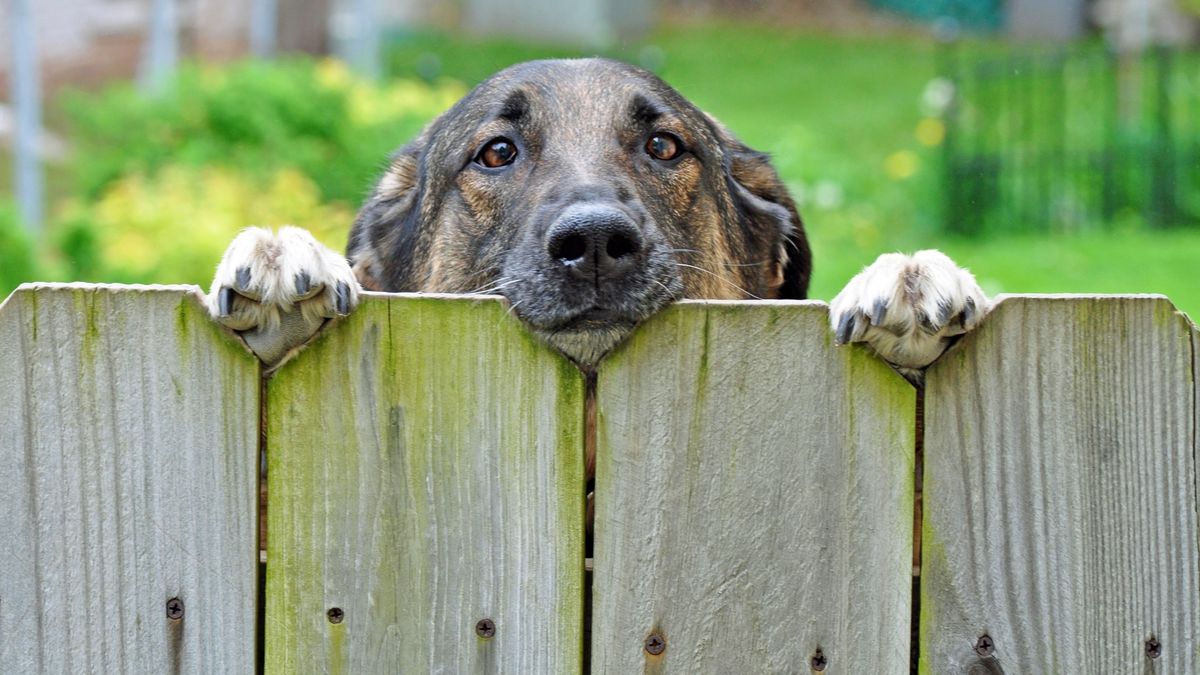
1,0,1197,316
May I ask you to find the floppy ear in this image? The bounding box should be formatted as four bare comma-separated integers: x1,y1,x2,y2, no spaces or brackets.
722,137,812,300
346,136,428,291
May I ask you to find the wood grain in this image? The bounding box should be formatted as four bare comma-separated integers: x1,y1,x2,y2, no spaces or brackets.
0,284,260,673
921,295,1200,674
591,300,916,674
264,293,585,674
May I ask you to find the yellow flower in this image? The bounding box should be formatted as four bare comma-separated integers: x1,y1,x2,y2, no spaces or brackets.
314,58,354,91
916,118,945,147
884,151,919,180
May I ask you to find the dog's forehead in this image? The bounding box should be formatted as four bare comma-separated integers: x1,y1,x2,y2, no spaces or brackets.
475,58,698,129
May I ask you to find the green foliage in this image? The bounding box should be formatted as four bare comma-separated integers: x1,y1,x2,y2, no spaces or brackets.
61,58,464,205
40,58,464,287
58,165,355,287
0,201,39,296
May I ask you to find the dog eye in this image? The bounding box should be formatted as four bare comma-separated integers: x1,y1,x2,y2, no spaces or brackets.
475,138,518,168
645,133,683,161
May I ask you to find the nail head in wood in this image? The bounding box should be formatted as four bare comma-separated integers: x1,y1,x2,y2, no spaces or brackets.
326,607,344,624
810,648,827,671
165,597,184,621
644,633,665,656
974,634,994,657
475,618,495,639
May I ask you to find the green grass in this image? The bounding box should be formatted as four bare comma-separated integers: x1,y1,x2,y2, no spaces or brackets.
387,23,1199,320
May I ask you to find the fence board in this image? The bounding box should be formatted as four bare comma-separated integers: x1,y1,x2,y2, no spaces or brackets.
0,284,260,672
264,293,585,674
592,301,916,673
922,296,1200,673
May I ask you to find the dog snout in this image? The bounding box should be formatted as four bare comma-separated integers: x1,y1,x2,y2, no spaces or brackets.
545,205,644,282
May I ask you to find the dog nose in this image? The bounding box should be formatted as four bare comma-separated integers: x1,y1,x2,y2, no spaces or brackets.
545,205,643,282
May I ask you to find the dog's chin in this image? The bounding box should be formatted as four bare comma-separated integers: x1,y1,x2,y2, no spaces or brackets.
533,321,636,369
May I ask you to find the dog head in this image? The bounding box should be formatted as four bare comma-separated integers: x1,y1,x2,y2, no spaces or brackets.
347,58,811,366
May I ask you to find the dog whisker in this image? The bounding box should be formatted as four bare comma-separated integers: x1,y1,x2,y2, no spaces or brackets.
505,300,524,318
673,262,762,300
469,278,520,295
651,279,677,297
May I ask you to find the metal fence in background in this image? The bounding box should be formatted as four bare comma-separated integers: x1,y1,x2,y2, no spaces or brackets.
942,44,1200,234
869,0,1004,30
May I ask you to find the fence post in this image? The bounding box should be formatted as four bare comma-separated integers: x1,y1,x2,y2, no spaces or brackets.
140,0,179,94
921,295,1199,672
262,294,585,673
0,285,260,672
591,301,915,673
250,0,279,58
1151,45,1176,228
8,0,44,233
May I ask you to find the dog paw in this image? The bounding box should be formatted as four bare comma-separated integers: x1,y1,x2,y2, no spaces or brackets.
206,226,359,366
830,250,988,375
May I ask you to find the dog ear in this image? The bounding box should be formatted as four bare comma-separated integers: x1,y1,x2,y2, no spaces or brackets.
346,136,428,291
723,140,812,300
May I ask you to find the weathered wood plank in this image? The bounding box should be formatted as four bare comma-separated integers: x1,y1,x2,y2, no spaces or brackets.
592,301,916,673
264,293,585,674
0,284,260,672
922,296,1200,673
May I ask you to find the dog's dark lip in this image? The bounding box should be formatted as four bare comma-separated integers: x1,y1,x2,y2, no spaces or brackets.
542,306,639,333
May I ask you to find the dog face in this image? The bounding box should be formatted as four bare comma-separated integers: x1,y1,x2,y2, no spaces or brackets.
347,58,811,366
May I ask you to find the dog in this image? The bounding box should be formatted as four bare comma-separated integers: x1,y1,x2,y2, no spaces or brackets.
206,58,987,381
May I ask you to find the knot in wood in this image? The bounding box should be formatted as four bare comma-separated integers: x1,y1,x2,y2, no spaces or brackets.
1145,637,1161,659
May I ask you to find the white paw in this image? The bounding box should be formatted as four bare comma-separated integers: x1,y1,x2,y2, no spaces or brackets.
206,226,359,365
830,250,988,372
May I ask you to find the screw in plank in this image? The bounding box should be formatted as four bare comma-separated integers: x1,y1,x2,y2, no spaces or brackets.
165,597,184,621
1145,637,1161,659
326,607,344,624
644,633,666,656
810,648,828,671
974,634,995,657
475,618,495,639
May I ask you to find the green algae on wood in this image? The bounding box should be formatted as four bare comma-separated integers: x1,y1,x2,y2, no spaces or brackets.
264,293,585,675
591,299,915,674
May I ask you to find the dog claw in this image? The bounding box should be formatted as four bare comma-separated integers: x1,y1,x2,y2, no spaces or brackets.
295,272,312,295
235,266,252,292
835,310,856,345
218,287,236,317
961,296,977,326
936,299,954,328
870,297,889,326
335,282,351,315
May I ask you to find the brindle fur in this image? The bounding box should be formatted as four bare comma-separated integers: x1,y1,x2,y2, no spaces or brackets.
345,58,811,365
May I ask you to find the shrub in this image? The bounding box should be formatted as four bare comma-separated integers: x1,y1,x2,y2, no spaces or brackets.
0,201,39,297
61,59,465,205
51,58,465,286
56,164,355,287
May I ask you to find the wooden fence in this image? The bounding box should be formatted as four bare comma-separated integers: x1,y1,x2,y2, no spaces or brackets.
1,283,1197,673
